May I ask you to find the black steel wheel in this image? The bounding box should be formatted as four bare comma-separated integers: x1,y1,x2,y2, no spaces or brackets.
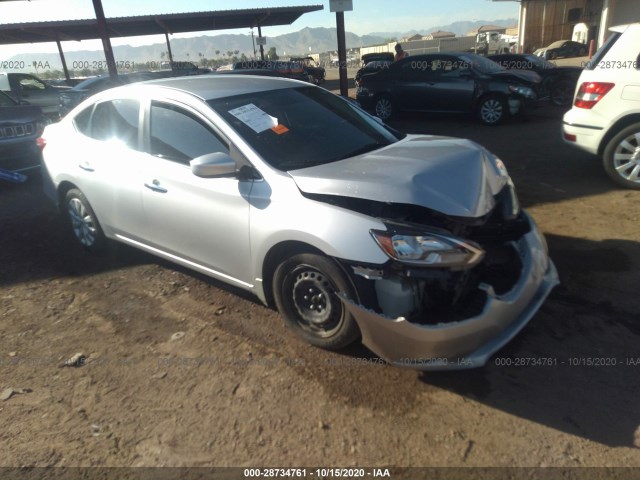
273,253,360,350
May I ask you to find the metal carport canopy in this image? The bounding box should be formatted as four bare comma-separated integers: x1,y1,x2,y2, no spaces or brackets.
0,6,323,44
0,5,323,78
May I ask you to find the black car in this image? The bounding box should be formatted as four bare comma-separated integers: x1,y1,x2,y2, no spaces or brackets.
58,72,156,117
488,53,582,106
290,56,326,84
355,52,394,87
356,53,541,125
0,90,47,180
534,40,588,60
225,60,308,82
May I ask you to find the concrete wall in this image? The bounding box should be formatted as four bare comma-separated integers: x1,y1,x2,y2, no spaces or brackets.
609,0,640,27
360,36,476,58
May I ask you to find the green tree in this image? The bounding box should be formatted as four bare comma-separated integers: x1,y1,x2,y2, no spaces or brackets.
266,47,279,60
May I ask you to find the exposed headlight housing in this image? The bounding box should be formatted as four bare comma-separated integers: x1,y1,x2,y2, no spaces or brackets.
371,229,485,269
508,85,536,99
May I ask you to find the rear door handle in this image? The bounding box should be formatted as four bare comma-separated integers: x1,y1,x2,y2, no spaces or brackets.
78,162,94,172
144,179,168,193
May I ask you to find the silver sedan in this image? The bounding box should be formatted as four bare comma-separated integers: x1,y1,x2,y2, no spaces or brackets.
40,75,558,370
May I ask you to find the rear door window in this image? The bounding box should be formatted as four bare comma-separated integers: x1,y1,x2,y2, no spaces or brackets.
89,99,141,150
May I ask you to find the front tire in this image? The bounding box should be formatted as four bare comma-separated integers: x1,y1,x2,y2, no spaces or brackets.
64,188,107,252
602,123,640,190
273,253,360,350
477,95,507,125
374,94,393,121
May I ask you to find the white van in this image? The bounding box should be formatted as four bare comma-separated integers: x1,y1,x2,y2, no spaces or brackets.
562,23,640,189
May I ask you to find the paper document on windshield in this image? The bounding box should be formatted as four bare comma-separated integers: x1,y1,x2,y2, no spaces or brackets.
228,104,278,133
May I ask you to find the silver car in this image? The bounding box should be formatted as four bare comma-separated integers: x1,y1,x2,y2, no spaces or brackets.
41,76,558,370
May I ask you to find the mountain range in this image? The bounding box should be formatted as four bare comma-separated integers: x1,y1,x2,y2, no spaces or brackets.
4,19,516,73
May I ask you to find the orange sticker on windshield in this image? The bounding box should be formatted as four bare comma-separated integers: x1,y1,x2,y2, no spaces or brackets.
271,124,290,135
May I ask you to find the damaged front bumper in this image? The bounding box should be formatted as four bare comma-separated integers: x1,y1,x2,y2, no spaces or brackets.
340,214,559,370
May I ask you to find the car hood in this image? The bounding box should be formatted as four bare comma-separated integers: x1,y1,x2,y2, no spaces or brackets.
288,135,508,218
488,69,541,84
0,105,43,124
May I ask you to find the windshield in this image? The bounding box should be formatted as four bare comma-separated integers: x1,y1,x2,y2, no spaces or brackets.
459,54,505,73
0,90,17,106
208,86,403,171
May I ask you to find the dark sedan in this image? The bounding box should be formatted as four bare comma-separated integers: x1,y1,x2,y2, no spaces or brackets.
356,53,541,125
533,40,588,60
488,53,582,106
58,72,155,117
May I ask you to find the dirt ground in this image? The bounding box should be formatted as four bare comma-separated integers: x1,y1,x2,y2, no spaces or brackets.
1,87,640,478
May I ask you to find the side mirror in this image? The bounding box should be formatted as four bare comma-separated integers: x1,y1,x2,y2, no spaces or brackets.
190,152,237,178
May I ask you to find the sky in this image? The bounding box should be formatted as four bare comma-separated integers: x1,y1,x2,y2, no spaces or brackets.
0,0,520,57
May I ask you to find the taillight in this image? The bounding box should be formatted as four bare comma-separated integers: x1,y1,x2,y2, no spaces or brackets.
574,82,615,109
36,137,46,150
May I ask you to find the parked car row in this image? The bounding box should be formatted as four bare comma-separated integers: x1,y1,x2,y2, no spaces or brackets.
356,52,541,125
216,60,310,82
58,71,158,117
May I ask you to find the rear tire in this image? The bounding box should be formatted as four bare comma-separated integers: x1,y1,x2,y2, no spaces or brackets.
374,94,393,121
273,253,360,350
602,123,640,190
64,188,107,253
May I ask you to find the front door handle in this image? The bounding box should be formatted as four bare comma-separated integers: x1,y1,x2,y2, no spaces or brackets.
144,179,168,193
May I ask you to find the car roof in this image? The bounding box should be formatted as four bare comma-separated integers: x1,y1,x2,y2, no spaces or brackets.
548,40,570,48
132,74,305,101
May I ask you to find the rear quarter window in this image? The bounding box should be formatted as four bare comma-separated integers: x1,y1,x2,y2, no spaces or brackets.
585,32,622,70
72,105,93,136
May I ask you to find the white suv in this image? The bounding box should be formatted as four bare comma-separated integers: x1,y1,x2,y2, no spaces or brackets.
563,23,640,189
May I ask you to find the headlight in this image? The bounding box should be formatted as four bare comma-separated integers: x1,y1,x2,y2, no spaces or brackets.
371,229,485,269
508,85,535,98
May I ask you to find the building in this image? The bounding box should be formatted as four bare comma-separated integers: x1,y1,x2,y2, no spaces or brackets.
468,24,508,36
511,0,640,53
401,33,424,42
425,30,456,40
